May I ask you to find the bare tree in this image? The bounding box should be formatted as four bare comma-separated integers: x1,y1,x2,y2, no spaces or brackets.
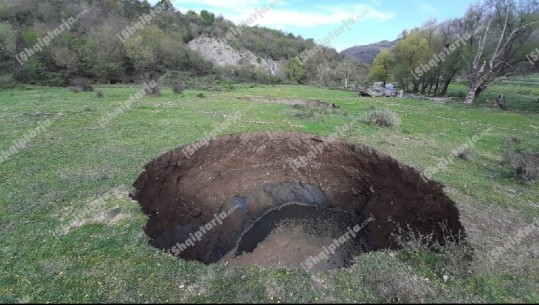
51,46,81,75
0,21,16,57
461,0,539,104
336,57,362,88
436,19,467,96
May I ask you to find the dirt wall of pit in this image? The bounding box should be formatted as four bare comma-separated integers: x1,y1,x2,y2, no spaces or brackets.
130,131,465,264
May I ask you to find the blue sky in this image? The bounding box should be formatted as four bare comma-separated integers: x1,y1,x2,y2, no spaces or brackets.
152,0,474,51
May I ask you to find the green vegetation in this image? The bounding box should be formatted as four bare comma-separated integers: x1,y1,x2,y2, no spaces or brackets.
364,108,401,128
0,79,537,303
502,138,539,182
368,1,539,103
1,0,539,302
368,49,394,87
446,78,539,112
0,0,351,88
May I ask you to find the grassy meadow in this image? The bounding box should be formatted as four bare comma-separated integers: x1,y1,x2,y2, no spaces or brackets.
0,78,538,303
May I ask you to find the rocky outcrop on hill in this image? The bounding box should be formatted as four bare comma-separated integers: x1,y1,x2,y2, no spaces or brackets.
187,36,282,76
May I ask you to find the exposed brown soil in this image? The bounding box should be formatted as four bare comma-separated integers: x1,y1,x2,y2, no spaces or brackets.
221,202,368,270
130,131,465,267
236,96,339,109
224,223,347,270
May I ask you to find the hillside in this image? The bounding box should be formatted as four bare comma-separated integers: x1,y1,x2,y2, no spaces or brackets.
0,0,349,87
2,0,539,302
341,39,398,65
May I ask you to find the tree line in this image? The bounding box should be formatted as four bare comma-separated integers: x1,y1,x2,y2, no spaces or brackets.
0,0,368,88
368,0,539,103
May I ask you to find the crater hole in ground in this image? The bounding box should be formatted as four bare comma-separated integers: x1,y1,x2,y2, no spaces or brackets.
130,131,465,270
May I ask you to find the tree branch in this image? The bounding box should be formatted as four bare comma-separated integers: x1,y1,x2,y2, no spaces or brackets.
490,9,509,71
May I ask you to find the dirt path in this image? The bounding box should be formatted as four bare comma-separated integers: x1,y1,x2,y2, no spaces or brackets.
236,96,339,109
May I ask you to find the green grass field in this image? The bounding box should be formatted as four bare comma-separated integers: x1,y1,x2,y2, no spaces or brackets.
1,80,538,303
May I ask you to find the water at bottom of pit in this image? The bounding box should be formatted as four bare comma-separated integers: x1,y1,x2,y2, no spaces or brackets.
220,203,373,271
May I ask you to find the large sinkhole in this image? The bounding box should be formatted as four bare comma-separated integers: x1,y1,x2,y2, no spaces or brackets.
130,131,465,270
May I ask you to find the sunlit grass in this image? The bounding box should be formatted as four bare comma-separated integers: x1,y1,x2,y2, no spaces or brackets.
0,82,537,302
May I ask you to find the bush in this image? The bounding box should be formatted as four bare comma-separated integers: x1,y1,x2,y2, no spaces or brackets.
71,78,94,92
171,82,185,94
12,59,68,86
196,92,206,98
457,147,473,160
447,89,467,99
68,86,82,93
144,85,161,96
454,91,466,98
365,109,401,127
0,74,16,90
289,106,316,120
504,136,522,145
270,76,283,85
390,221,474,279
95,91,104,98
502,147,539,181
223,82,235,91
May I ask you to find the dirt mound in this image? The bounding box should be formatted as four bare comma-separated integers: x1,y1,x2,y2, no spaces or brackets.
236,96,339,109
130,131,465,269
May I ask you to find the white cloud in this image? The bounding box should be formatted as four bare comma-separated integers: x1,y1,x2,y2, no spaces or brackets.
174,0,262,10
248,5,395,28
173,1,394,28
417,1,439,14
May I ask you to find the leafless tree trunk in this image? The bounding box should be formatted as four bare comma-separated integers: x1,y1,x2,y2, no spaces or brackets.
336,58,361,89
496,94,506,110
141,72,160,96
462,1,538,104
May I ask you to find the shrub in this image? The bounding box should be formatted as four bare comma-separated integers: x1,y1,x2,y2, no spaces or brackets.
171,82,185,94
82,84,94,92
504,136,522,145
144,85,161,96
224,82,235,91
289,106,316,120
455,91,466,98
502,147,539,181
445,88,466,99
95,91,104,98
71,78,94,92
196,92,206,98
365,109,401,127
68,86,82,93
457,147,473,160
390,221,474,279
270,76,282,85
12,59,68,86
0,74,16,90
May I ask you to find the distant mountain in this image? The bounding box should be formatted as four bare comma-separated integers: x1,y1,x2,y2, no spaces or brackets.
341,40,399,65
